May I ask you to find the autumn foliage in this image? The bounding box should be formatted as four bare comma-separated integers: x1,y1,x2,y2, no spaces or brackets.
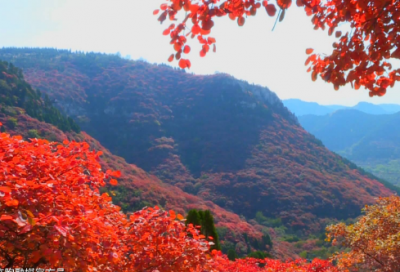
0,123,214,270
0,125,127,270
327,195,400,271
154,0,400,96
124,207,214,271
0,123,340,270
0,49,394,250
210,255,338,271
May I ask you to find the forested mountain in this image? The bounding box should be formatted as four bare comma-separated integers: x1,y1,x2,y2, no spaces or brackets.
299,110,400,186
0,47,398,259
283,99,400,116
0,55,284,259
0,60,79,133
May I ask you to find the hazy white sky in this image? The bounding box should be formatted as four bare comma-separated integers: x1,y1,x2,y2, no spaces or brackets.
1,0,399,106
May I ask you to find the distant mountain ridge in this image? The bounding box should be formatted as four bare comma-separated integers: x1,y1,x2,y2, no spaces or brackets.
298,110,400,186
283,99,400,116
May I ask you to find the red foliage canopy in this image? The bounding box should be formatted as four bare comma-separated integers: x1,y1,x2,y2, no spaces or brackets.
211,253,338,271
0,125,215,270
154,0,400,96
0,123,338,270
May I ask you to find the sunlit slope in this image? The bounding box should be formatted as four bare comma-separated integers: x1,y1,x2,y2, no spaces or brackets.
0,58,279,257
0,48,395,235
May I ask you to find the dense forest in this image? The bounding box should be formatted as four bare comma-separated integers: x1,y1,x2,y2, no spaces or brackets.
0,60,79,133
0,48,399,260
2,0,400,267
0,58,290,255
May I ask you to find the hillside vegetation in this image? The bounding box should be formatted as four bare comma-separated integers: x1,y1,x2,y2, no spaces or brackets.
0,51,289,258
0,60,79,132
0,47,398,259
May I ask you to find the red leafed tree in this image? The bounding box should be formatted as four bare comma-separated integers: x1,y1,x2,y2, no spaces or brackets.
154,0,400,96
0,123,339,271
0,126,213,271
124,208,215,271
0,128,127,270
210,252,339,271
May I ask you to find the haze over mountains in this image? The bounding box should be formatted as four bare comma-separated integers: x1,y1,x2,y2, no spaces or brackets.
0,47,399,259
282,99,400,186
283,99,400,116
298,110,400,186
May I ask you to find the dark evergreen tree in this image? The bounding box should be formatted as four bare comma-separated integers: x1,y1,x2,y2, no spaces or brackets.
186,209,202,227
262,234,273,249
227,248,238,261
0,61,80,133
186,209,221,250
202,210,221,250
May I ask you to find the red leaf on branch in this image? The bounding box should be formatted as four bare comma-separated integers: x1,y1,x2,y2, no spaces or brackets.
208,37,216,44
202,19,214,31
183,45,191,54
178,59,191,69
277,0,292,9
0,215,13,221
0,186,11,193
237,17,245,26
266,4,277,16
392,48,400,59
163,29,170,35
54,225,67,237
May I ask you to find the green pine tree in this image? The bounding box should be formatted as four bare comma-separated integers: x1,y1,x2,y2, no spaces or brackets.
227,248,238,261
186,209,202,227
202,210,221,250
186,209,221,250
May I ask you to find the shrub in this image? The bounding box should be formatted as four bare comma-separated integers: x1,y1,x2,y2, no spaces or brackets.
6,117,17,128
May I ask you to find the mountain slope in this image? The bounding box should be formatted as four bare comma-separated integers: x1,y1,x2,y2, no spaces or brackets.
0,54,294,258
0,48,395,237
299,110,400,185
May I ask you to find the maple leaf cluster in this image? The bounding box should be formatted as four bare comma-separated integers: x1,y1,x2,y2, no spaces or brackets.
327,195,400,271
0,128,127,270
154,0,400,96
211,255,339,271
0,125,215,271
0,123,339,270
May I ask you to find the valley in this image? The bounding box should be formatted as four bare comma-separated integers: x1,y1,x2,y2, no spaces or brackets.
299,109,400,186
